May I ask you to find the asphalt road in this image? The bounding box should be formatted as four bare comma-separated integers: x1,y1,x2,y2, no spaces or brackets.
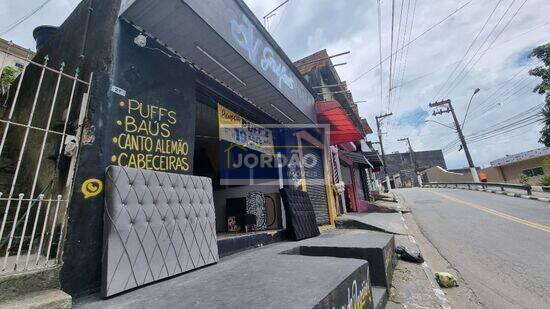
396,188,550,309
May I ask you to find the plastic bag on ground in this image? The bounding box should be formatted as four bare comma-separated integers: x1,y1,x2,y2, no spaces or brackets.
395,245,424,263
434,272,459,288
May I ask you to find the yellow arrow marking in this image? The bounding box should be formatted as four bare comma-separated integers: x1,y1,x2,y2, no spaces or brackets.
428,190,550,233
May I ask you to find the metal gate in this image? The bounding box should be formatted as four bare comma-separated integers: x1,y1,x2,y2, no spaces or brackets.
0,52,92,274
303,145,329,225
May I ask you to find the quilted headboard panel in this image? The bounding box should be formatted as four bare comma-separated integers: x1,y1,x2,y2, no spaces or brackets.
102,166,219,297
280,188,320,241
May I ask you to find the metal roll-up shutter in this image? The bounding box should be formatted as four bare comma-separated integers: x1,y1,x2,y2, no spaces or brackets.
303,147,329,225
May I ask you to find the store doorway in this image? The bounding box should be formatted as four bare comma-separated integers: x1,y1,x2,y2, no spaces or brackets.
193,98,284,238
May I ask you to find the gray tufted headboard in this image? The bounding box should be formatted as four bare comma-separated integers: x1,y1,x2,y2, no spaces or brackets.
102,166,219,297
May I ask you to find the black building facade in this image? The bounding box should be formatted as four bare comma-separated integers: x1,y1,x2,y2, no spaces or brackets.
6,0,320,296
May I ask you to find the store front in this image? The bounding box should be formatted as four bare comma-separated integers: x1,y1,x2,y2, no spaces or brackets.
363,151,384,191
49,0,323,296
314,101,365,214
116,0,327,233
339,151,374,212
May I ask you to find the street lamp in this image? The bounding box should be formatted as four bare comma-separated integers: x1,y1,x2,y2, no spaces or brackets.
461,88,480,130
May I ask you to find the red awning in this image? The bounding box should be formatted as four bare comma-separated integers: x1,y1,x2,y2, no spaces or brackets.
315,101,363,145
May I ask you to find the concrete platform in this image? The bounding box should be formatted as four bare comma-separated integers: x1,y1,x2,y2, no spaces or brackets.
0,267,71,309
0,289,71,309
74,230,395,309
336,213,408,235
280,230,396,289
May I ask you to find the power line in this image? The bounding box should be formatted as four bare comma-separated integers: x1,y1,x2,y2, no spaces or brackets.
388,0,415,133
467,118,544,144
468,122,541,146
443,114,543,153
390,0,406,108
467,65,528,114
439,102,542,155
469,114,542,141
394,0,416,110
436,0,519,99
490,20,550,48
432,0,503,101
474,75,533,113
440,0,528,99
390,21,544,96
468,78,538,122
423,0,531,131
388,0,397,110
377,0,384,112
0,0,52,36
465,62,540,121
466,103,543,139
350,0,474,84
393,60,460,89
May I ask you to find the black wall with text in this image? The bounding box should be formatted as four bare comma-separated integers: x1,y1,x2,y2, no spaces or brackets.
61,19,196,295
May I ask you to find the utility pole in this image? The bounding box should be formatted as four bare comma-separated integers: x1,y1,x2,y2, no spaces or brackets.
376,113,393,191
429,99,480,182
397,137,421,187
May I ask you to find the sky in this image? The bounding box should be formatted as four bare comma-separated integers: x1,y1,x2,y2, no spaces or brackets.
1,0,548,169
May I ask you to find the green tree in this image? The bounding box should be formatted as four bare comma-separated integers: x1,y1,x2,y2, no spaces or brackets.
0,66,18,104
529,43,550,146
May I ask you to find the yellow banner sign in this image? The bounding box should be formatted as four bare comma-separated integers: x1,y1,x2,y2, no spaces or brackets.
218,104,274,155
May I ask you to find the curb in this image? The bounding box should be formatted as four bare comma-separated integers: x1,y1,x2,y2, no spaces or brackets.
425,186,550,203
395,205,452,309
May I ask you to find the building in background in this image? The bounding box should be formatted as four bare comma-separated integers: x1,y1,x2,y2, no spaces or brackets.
0,38,34,71
422,147,549,186
0,38,34,104
486,147,549,185
382,150,446,188
295,49,383,213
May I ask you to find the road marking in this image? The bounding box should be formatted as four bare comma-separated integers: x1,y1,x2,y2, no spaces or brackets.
429,190,550,233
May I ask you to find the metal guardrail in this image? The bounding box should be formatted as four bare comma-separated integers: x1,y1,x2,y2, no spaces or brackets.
424,182,532,195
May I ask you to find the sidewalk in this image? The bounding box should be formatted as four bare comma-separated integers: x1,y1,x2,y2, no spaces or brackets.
338,199,454,308
337,193,483,308
73,192,481,309
75,229,394,309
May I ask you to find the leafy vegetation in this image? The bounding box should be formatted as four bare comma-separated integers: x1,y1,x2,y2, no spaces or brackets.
0,66,18,104
529,43,550,146
540,175,550,186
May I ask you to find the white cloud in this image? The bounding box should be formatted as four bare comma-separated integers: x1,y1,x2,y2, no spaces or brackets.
246,0,549,168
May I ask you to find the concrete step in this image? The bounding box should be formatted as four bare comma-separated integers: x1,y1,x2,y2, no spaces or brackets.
74,229,395,309
0,267,64,305
76,248,374,308
0,289,71,309
283,230,397,289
